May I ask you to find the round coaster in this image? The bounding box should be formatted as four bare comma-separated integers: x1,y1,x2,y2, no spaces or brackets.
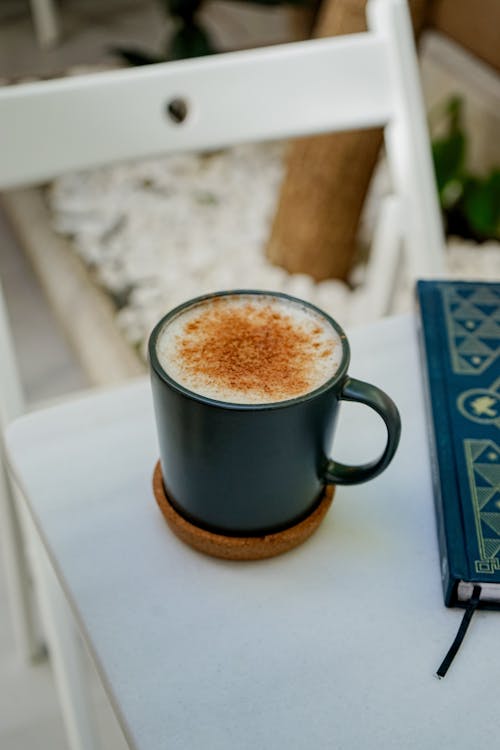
152,461,334,561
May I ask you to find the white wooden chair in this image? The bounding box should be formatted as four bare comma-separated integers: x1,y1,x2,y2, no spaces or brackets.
0,1,444,748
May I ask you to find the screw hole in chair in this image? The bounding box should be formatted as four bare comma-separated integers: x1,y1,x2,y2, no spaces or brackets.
166,97,189,124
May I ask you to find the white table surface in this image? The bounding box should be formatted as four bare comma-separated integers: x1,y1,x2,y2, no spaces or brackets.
6,315,499,750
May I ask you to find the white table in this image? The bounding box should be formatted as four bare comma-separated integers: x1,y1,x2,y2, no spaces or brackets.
6,315,499,750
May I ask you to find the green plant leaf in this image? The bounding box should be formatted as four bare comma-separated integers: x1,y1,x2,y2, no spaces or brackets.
462,170,500,240
432,130,465,200
431,95,467,211
164,0,203,21
109,47,164,66
167,22,216,60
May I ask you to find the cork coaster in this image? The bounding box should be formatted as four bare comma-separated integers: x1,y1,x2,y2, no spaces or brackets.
152,461,334,561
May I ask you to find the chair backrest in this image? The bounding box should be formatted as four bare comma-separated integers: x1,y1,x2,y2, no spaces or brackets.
1,34,391,187
0,0,444,423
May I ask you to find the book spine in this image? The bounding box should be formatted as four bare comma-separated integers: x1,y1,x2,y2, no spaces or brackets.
417,282,469,607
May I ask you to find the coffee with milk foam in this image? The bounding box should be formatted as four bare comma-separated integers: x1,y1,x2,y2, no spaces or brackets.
156,294,343,404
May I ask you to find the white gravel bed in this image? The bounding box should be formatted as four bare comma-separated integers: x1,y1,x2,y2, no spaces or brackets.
47,143,499,359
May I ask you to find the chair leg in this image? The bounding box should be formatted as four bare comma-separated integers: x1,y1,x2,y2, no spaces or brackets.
0,453,45,662
29,0,60,49
367,0,446,280
30,521,101,750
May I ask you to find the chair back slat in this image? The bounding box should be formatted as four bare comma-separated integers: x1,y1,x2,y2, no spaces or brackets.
0,35,392,188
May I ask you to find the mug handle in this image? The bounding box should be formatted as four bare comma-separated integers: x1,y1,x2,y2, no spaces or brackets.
322,377,401,485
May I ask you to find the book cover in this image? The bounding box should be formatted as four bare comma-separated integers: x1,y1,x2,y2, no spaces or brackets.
416,280,500,610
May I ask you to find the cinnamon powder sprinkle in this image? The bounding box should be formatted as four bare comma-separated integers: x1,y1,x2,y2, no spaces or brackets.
174,301,336,402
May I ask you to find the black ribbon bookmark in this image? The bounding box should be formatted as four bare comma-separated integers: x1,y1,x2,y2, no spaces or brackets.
436,585,482,679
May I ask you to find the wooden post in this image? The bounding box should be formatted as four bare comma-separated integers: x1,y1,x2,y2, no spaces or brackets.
429,0,500,73
267,0,429,282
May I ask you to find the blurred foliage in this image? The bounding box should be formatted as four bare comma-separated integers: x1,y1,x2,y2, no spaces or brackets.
113,0,310,64
432,97,500,242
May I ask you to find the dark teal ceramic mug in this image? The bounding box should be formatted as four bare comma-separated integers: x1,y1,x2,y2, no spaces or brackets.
149,290,401,536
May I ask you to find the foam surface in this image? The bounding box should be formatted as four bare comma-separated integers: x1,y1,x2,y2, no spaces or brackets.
156,294,343,404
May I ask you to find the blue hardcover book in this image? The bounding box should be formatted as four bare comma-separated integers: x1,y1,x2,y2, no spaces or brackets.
416,280,500,611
